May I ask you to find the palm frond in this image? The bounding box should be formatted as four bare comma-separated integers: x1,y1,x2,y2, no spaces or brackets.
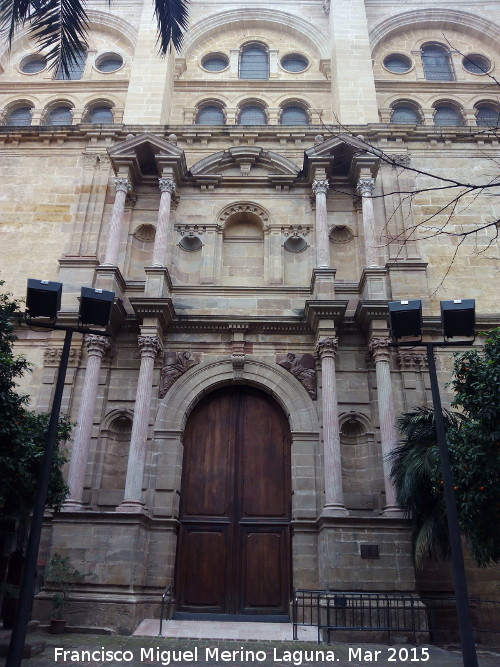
154,0,189,53
0,0,33,44
30,0,88,77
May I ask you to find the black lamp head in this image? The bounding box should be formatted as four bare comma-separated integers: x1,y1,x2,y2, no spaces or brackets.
26,279,62,319
440,299,475,339
388,300,423,340
79,287,115,327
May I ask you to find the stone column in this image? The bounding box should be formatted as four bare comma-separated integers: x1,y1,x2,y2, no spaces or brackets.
315,337,348,516
312,180,330,268
369,337,401,515
151,178,176,267
64,335,110,510
103,177,129,266
117,335,161,512
357,176,379,267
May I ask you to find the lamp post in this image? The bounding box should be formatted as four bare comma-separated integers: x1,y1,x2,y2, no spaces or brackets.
388,299,478,667
6,280,114,667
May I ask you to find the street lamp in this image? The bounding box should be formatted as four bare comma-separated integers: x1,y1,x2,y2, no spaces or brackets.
388,299,478,667
6,280,115,667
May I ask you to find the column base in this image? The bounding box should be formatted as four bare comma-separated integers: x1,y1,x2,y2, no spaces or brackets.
381,505,404,518
61,499,85,512
115,500,147,514
321,503,349,518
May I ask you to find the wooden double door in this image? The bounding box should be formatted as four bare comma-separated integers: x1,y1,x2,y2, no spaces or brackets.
175,386,291,619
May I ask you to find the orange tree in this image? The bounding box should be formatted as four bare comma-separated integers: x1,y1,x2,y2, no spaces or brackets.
389,329,500,567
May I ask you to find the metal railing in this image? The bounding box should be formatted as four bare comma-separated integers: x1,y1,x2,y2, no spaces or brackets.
158,581,174,636
292,590,500,646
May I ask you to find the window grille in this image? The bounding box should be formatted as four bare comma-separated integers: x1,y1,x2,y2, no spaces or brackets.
476,105,500,128
281,106,308,125
281,55,308,72
55,50,86,80
196,106,225,125
21,56,47,74
202,56,228,72
421,44,454,81
238,105,266,125
434,106,462,126
462,54,491,75
383,54,411,73
96,55,123,73
239,46,268,80
391,106,420,124
7,107,32,125
46,107,72,125
88,106,113,123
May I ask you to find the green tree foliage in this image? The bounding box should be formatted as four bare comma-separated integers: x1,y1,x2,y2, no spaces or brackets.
0,284,70,517
389,329,500,568
0,0,189,77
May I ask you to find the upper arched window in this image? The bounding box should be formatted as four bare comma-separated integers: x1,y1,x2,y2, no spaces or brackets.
196,105,225,125
6,106,32,126
45,106,73,125
421,44,454,81
238,105,267,125
87,106,114,123
54,49,87,80
239,45,268,80
476,104,500,128
391,104,421,124
280,105,308,126
433,105,463,127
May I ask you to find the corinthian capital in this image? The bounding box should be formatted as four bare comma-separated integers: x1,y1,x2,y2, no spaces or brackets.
114,177,130,194
369,337,391,363
85,335,111,358
315,337,339,360
138,335,162,359
312,180,329,196
159,177,177,194
356,177,375,196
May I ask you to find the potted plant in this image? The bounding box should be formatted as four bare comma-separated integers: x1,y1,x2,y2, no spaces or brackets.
45,553,83,633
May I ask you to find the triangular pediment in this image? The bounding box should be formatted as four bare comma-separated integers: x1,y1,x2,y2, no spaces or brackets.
108,132,187,182
190,146,301,187
303,133,379,181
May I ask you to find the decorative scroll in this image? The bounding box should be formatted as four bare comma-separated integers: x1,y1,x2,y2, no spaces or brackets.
44,347,82,366
159,351,201,398
277,352,317,400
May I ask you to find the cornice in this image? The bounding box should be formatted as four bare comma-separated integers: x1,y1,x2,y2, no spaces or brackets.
304,300,348,330
129,297,176,332
355,300,389,332
170,314,311,335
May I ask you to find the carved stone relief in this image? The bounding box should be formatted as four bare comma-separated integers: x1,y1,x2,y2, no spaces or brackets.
276,352,317,400
159,351,201,398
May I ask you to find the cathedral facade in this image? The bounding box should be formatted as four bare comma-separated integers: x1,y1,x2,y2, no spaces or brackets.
0,0,499,632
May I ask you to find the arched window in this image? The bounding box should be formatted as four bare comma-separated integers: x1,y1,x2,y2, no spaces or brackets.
476,104,500,128
238,105,267,125
45,106,73,125
239,45,268,80
280,105,308,126
421,44,454,81
87,106,114,123
54,49,86,80
391,105,420,124
434,105,462,127
6,106,32,126
196,105,225,125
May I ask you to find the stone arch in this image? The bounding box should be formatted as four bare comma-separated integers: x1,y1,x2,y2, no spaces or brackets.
218,201,270,229
154,357,319,434
370,9,500,54
182,9,328,60
93,409,133,508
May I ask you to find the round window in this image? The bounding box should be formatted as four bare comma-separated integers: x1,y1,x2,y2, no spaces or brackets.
383,54,412,73
96,54,123,73
281,54,308,72
20,55,47,74
462,54,491,75
201,54,229,72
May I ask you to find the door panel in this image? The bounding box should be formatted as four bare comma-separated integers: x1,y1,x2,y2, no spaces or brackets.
176,386,291,618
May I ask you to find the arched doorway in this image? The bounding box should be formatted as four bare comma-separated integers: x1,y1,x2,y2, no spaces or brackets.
174,385,292,620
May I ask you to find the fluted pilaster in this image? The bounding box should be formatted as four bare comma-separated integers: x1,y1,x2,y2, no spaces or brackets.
103,177,130,266
117,335,162,512
315,337,348,516
369,337,401,515
63,335,111,510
